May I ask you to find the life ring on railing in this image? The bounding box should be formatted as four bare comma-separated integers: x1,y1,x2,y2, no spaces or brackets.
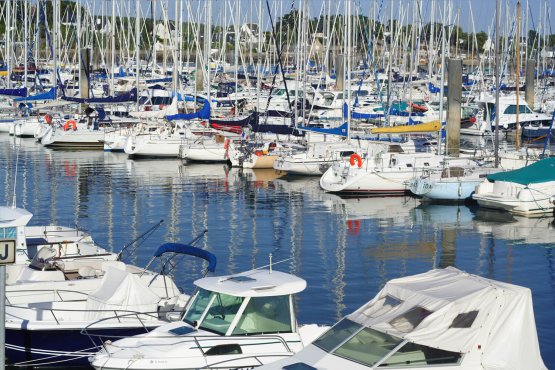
63,119,77,131
409,102,428,112
44,114,52,124
349,153,363,168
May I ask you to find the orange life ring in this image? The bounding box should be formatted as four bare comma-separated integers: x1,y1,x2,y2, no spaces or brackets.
63,119,77,131
223,138,230,150
44,114,52,124
349,153,363,168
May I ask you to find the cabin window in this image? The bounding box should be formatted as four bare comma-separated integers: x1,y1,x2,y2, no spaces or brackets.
232,295,292,335
0,227,16,239
389,306,433,333
378,342,462,367
313,319,362,352
406,163,413,168
504,104,532,115
183,288,213,324
449,311,479,328
333,327,404,367
200,292,244,335
336,93,344,100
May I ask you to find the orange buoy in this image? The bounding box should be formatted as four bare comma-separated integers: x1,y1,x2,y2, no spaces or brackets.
44,114,52,124
63,119,77,131
349,153,363,168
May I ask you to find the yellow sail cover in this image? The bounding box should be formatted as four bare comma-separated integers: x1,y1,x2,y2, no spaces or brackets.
371,120,442,134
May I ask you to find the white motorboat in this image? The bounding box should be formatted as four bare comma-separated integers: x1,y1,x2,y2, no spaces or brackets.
258,267,546,370
408,165,500,201
90,268,328,370
0,206,118,284
5,242,217,367
473,157,555,216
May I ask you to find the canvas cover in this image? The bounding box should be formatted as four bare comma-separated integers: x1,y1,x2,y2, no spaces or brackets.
347,267,545,370
487,157,555,185
85,267,160,321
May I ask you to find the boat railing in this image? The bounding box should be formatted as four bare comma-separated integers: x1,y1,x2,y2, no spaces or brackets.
7,300,160,327
95,331,295,358
5,288,90,305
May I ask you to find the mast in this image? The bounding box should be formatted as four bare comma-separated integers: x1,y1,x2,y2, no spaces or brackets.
6,0,11,89
135,0,140,110
515,0,521,150
111,0,116,95
346,0,351,140
437,0,447,155
24,0,28,91
494,0,500,167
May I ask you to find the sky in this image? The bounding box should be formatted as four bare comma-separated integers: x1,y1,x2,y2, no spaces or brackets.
84,0,554,35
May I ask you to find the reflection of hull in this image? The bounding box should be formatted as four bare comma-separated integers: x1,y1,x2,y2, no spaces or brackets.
474,209,555,244
322,193,419,222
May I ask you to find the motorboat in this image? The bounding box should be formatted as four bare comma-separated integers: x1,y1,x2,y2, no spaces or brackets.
472,157,555,216
257,267,546,370
89,268,328,370
408,165,500,201
5,242,217,367
0,206,118,284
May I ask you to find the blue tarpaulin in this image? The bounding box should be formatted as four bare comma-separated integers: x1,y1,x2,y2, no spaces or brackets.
62,88,137,103
298,122,349,136
15,87,56,101
167,102,211,121
0,87,27,97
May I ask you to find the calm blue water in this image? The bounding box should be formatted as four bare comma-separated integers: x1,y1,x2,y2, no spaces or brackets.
1,135,555,367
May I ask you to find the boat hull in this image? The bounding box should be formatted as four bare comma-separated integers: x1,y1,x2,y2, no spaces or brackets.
6,326,158,367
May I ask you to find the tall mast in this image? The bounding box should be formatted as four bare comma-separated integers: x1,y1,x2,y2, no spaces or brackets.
135,0,141,109
494,0,500,167
515,0,521,150
6,0,11,89
24,0,28,91
111,0,116,95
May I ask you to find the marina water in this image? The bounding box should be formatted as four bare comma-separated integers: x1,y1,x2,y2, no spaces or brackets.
2,135,555,368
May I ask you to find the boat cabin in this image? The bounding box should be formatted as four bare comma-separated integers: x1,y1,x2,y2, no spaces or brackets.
182,269,305,336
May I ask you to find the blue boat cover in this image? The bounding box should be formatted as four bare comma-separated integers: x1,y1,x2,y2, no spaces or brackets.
298,122,348,136
154,243,217,272
0,87,27,97
166,101,211,121
15,87,56,102
487,157,555,185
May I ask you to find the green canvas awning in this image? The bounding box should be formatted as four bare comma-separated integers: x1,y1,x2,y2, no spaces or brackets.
487,157,555,185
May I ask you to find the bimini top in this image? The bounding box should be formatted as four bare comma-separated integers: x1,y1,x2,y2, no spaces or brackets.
487,157,555,185
194,269,306,298
0,206,32,227
347,267,545,370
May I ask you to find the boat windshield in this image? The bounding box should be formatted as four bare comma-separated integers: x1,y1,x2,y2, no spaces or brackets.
313,319,462,367
183,288,244,335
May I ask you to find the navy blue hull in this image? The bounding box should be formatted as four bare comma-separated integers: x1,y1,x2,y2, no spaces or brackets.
6,326,158,367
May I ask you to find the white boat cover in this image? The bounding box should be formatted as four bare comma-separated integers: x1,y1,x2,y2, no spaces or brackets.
85,267,160,321
128,98,178,119
347,267,546,370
